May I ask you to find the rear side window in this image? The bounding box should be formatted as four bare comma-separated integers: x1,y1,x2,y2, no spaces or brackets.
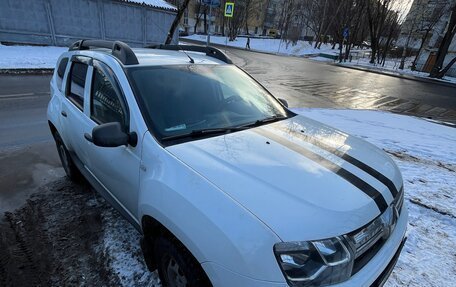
90,63,127,128
56,58,68,92
67,62,88,110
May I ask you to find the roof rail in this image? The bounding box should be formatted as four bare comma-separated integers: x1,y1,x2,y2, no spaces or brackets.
69,40,139,65
149,44,233,64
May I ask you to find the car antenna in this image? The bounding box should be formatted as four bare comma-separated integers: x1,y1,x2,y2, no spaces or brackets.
178,45,195,64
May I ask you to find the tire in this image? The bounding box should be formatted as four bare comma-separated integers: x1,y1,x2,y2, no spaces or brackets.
154,236,212,287
53,132,82,182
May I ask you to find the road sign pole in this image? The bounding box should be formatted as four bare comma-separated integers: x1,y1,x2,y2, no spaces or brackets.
207,4,213,46
223,2,234,51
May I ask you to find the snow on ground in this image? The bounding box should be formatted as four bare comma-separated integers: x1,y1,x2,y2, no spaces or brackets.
0,44,66,69
100,108,455,286
310,54,456,84
183,34,334,56
340,57,456,84
101,204,161,286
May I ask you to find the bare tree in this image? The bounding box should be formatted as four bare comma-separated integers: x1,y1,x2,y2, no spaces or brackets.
193,2,208,34
430,4,456,78
379,9,400,66
227,1,246,40
165,0,191,44
411,3,447,70
367,0,391,64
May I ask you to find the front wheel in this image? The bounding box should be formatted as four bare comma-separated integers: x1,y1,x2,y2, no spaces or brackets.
53,132,82,182
154,236,211,287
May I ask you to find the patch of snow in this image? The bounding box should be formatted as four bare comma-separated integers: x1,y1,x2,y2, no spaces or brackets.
0,44,66,69
292,108,456,287
338,57,456,84
124,0,176,10
183,34,335,56
101,205,161,286
309,56,336,62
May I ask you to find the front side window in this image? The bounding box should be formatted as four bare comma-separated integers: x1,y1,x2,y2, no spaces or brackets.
128,65,290,143
56,57,68,92
67,61,88,110
90,62,127,128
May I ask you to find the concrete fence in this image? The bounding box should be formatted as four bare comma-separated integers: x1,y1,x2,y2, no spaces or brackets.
0,0,177,47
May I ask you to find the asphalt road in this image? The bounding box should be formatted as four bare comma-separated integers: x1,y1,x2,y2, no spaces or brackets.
0,50,455,212
224,47,456,123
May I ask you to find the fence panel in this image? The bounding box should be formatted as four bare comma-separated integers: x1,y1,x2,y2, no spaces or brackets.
0,0,176,47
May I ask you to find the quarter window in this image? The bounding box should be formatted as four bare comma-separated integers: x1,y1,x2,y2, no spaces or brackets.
67,61,88,110
56,58,68,92
90,63,126,127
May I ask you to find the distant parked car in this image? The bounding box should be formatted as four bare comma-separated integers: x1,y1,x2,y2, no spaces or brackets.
48,39,407,287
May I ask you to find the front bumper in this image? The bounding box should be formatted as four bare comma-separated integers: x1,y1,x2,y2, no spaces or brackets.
371,237,407,287
203,203,408,287
333,202,408,287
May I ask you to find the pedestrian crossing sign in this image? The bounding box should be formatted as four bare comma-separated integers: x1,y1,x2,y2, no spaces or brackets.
225,2,234,17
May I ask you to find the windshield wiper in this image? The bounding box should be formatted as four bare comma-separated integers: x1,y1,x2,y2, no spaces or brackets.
241,115,288,128
161,126,247,141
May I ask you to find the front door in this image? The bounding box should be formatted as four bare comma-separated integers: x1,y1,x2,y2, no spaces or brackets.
80,60,141,221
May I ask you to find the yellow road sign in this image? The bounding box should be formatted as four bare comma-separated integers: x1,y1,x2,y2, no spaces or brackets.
225,2,234,17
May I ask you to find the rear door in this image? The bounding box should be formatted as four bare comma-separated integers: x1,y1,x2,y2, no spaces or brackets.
60,56,92,164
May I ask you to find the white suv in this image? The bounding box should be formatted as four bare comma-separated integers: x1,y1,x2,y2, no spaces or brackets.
47,40,407,287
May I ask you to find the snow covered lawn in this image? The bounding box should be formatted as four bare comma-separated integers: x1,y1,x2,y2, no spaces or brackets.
0,44,66,69
339,57,456,84
183,34,335,56
101,108,455,286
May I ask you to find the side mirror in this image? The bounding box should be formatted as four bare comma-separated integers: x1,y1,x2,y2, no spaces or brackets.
84,122,135,147
278,98,289,108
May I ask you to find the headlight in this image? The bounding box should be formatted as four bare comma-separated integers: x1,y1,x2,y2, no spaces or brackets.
274,236,354,286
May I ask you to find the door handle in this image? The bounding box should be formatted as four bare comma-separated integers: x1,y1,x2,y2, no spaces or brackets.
61,111,67,117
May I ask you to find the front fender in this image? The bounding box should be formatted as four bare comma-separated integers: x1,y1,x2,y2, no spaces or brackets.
138,132,285,283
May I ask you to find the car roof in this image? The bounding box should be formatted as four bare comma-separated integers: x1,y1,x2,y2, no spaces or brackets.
132,48,227,66
67,40,232,67
73,47,227,67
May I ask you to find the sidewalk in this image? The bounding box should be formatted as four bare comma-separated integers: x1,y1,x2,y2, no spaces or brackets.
333,62,456,88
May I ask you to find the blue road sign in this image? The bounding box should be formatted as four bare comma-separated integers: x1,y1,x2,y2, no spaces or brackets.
343,27,349,39
202,0,221,7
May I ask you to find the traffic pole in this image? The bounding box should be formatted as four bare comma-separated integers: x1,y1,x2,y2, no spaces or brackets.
207,4,212,46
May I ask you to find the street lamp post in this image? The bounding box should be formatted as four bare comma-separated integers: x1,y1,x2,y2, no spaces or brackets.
207,3,213,46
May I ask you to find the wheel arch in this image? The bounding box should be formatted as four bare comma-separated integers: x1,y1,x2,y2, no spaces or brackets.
140,214,210,281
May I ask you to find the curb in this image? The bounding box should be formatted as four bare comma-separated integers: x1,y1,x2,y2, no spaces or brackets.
333,63,456,89
0,68,54,75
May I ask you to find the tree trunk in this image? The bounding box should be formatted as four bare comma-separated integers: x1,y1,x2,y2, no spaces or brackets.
411,29,430,70
399,18,415,70
436,56,456,78
314,0,328,49
430,5,456,78
204,9,207,34
165,0,191,45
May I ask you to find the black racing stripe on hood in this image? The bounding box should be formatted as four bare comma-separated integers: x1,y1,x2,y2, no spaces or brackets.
273,125,399,198
254,128,388,213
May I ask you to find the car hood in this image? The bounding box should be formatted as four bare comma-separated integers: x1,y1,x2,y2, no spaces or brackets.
166,115,403,241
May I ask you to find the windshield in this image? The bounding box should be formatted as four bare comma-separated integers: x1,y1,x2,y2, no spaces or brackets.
128,65,291,143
